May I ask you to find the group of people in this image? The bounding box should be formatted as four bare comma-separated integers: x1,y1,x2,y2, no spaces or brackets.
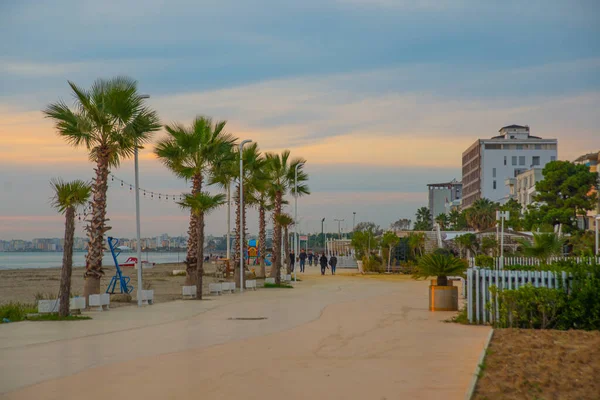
289,249,338,276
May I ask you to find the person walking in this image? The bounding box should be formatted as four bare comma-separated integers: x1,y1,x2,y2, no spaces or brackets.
299,249,307,272
329,254,338,275
289,250,295,273
319,253,328,275
308,251,314,266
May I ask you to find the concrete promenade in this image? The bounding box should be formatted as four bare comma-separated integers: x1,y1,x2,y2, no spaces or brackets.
0,269,490,400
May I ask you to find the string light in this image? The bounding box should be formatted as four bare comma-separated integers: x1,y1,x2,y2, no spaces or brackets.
100,173,190,206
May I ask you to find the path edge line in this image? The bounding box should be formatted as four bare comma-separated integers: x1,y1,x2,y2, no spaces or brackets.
464,328,494,400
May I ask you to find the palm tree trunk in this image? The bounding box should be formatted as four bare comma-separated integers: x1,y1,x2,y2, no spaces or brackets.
185,174,202,286
258,205,266,278
59,206,75,317
83,149,110,303
196,212,205,299
270,191,283,284
285,226,291,274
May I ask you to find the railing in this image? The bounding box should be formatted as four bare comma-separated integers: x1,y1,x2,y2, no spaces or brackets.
468,256,600,269
466,268,570,324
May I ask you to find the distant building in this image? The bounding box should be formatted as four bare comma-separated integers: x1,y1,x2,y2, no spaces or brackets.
461,125,558,207
573,151,600,230
427,180,462,223
505,168,544,211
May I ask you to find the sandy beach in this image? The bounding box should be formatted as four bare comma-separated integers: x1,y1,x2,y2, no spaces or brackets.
0,262,223,307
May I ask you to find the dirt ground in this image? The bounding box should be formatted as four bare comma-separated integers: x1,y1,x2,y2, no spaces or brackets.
474,329,600,400
0,262,229,308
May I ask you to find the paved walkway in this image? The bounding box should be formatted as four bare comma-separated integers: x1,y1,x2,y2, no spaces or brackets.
0,270,490,399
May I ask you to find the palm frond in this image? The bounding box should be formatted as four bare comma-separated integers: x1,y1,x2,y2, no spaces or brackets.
49,178,92,214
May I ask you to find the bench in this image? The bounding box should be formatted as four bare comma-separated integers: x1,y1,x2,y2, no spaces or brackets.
141,289,154,305
265,277,276,285
182,285,197,299
37,298,87,314
209,283,222,295
89,293,110,311
172,269,186,276
221,282,234,294
245,280,257,290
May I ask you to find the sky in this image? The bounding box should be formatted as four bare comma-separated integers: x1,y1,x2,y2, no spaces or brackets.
1,0,599,240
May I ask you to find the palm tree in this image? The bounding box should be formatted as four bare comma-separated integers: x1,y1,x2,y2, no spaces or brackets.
275,213,295,274
414,207,432,230
413,253,467,286
44,77,161,301
381,231,400,270
465,198,497,231
435,213,449,230
517,232,564,264
50,179,91,317
177,192,226,299
265,151,309,284
250,190,274,277
155,116,235,285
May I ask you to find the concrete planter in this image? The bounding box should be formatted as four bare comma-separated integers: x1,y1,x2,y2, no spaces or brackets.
428,284,458,311
356,260,364,274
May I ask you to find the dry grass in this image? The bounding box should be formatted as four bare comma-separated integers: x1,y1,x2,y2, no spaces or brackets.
474,329,600,400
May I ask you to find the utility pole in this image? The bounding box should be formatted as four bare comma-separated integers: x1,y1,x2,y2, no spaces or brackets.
352,212,356,232
321,218,325,251
334,219,344,239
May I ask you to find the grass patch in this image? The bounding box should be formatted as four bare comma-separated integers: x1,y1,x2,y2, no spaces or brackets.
27,314,91,321
264,283,294,289
0,302,37,323
446,307,470,324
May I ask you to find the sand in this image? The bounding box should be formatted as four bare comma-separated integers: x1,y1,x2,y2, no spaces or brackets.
474,329,600,400
0,270,492,399
0,262,224,307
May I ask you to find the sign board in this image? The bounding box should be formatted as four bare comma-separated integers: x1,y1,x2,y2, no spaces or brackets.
299,235,308,241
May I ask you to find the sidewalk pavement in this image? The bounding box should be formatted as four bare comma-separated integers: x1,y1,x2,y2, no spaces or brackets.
1,269,490,399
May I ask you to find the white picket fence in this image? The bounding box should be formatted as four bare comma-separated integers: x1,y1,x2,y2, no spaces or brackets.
466,268,570,324
468,256,600,269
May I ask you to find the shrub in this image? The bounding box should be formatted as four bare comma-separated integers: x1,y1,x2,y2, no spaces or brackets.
474,255,494,268
413,253,467,286
363,254,384,273
0,302,37,323
399,260,418,275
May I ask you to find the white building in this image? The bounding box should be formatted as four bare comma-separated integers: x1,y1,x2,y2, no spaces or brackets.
427,179,462,222
462,125,557,207
505,168,544,210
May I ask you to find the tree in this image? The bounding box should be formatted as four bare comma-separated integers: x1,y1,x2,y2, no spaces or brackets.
44,77,161,302
454,233,479,258
249,190,274,277
414,207,432,231
500,198,523,230
390,218,411,231
50,179,91,317
464,198,498,231
354,221,382,235
413,254,467,286
480,236,498,256
534,161,599,232
265,151,309,284
155,116,235,285
517,232,565,263
434,213,449,230
275,214,294,274
177,192,226,299
407,232,426,258
381,231,400,269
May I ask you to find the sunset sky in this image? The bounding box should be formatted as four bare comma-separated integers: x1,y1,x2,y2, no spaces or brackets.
1,0,599,240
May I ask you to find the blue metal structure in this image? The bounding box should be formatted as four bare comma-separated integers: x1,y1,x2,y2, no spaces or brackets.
106,236,134,294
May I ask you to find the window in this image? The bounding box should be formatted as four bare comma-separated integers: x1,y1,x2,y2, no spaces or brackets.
493,168,496,178
512,156,517,166
504,156,507,166
551,156,556,162
493,180,497,190
535,144,542,150
519,156,526,166
516,144,523,150
485,144,501,150
532,156,540,166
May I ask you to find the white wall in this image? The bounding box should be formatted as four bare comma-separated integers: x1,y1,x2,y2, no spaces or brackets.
480,145,557,203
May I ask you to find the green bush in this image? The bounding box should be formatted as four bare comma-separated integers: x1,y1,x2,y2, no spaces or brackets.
362,254,384,273
488,262,600,330
398,260,418,274
474,255,494,268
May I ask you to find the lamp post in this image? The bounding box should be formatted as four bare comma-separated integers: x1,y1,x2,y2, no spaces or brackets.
334,219,344,239
135,94,150,307
239,139,252,292
595,214,599,256
321,218,325,252
352,212,356,232
293,162,305,282
226,184,231,260
496,211,509,270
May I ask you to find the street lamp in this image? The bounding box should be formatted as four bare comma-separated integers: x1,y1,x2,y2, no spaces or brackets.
353,212,356,232
595,214,599,256
239,139,252,292
334,219,344,239
135,94,150,307
496,211,509,270
321,218,325,252
293,162,305,282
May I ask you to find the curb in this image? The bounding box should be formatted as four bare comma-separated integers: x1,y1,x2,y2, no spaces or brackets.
464,328,494,400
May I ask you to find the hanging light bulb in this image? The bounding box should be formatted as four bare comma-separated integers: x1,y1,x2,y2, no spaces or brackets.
121,180,123,187
111,176,114,181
